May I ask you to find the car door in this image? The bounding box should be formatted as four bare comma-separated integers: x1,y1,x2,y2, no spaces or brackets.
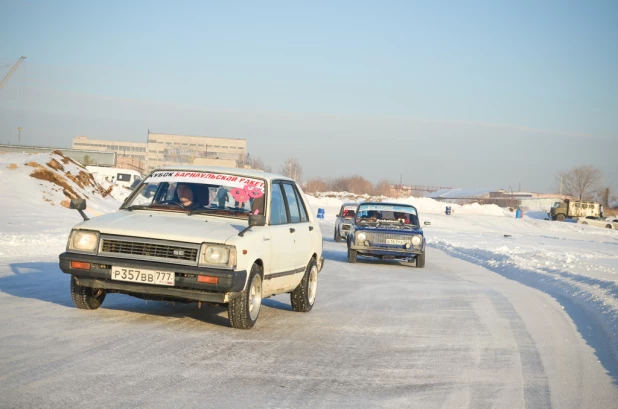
264,182,297,294
282,182,313,273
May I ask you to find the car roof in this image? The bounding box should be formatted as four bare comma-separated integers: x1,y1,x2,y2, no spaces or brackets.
358,202,417,209
152,165,295,183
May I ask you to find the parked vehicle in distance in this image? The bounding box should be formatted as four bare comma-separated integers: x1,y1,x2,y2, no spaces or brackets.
549,199,604,221
577,216,616,229
334,202,358,242
59,166,324,329
85,165,143,189
347,202,429,267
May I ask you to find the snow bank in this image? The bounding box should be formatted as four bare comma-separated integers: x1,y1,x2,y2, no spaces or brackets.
305,193,508,220
0,152,123,258
426,215,618,363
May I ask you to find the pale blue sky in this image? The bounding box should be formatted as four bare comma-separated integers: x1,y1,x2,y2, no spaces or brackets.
1,0,616,192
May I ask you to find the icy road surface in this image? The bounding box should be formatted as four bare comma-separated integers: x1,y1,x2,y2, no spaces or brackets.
1,227,617,408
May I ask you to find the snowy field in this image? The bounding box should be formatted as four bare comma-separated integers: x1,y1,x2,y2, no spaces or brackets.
1,152,617,406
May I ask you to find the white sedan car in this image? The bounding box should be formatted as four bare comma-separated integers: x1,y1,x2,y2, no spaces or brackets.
59,166,324,329
577,216,617,229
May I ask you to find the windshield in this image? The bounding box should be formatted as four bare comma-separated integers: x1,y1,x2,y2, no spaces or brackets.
124,170,266,219
356,204,419,226
341,206,357,219
552,202,562,208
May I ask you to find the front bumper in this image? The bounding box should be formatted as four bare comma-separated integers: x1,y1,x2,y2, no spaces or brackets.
350,245,423,258
59,252,247,303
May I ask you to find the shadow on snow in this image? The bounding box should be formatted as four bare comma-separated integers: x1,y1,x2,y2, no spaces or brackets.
1,261,293,328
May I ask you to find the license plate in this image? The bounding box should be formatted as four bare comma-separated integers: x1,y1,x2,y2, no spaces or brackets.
111,267,175,286
385,239,409,245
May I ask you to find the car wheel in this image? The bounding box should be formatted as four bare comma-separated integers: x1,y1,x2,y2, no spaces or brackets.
70,276,106,310
228,263,262,329
348,248,357,263
582,221,587,225
606,224,613,229
334,229,342,242
557,214,566,222
416,252,426,268
291,259,318,312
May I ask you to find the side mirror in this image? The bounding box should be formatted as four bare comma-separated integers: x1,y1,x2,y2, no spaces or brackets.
248,214,266,227
70,198,87,210
70,198,89,221
424,221,431,226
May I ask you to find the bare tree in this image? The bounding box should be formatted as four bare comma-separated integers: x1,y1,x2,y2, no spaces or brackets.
303,178,329,194
598,187,611,208
555,165,603,201
373,180,391,197
238,154,271,172
328,175,374,195
82,155,95,166
280,157,303,182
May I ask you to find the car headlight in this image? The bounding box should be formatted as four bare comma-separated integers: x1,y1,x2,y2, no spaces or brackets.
68,230,100,253
199,244,236,268
357,232,366,242
412,235,422,246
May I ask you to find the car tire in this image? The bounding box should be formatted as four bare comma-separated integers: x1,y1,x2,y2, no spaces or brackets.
291,259,318,313
228,263,262,329
70,276,106,310
348,248,357,263
334,229,342,242
582,221,587,225
606,224,613,229
557,214,566,222
416,252,426,268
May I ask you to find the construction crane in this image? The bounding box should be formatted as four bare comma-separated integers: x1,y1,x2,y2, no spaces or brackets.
0,56,26,89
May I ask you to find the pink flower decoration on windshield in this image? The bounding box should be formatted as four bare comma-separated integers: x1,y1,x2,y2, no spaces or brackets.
231,188,251,202
244,184,263,199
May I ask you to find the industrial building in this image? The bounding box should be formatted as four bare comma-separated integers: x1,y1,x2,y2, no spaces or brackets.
72,136,147,172
145,131,246,172
71,132,247,174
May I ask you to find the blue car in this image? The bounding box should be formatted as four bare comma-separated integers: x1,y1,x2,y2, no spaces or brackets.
347,202,428,268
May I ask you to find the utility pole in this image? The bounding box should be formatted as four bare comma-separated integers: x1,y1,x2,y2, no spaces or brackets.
17,127,22,144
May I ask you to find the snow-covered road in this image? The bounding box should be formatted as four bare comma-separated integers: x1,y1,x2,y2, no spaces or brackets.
1,153,617,407
1,224,616,408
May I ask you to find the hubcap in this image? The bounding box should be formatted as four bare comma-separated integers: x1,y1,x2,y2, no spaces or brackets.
308,266,318,305
248,275,262,321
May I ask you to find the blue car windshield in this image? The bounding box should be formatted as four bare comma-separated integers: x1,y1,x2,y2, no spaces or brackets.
356,204,419,225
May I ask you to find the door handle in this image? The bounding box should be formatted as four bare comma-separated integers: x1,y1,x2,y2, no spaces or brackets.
309,226,314,231
289,228,295,233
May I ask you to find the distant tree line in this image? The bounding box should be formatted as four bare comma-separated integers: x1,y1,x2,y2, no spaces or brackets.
303,176,392,196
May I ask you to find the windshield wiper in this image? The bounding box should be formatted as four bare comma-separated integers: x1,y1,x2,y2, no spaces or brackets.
187,208,214,216
126,205,151,211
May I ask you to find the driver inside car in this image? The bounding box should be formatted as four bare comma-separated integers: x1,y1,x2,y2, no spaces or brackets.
175,183,199,209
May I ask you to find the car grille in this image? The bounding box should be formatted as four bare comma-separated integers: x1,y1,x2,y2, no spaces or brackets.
100,237,199,265
363,232,411,244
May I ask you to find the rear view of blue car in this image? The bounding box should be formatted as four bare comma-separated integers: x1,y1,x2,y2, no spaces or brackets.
347,202,429,267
